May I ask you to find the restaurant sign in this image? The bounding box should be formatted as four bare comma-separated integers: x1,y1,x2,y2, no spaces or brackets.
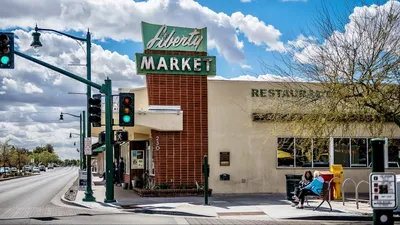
135,53,216,76
251,88,328,99
141,21,207,52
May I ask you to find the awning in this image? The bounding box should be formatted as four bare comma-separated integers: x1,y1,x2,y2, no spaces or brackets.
93,145,105,153
91,142,105,156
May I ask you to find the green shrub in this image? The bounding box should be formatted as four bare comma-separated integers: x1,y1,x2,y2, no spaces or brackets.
159,183,171,189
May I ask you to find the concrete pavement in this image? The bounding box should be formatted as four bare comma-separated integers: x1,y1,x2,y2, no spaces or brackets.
66,175,383,224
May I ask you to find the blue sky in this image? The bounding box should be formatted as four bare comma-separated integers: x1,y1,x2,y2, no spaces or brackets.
86,0,383,79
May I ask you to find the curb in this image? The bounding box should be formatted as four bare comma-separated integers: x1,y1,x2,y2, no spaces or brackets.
60,194,91,209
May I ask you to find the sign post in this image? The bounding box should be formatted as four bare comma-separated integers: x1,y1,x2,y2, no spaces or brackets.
371,139,395,225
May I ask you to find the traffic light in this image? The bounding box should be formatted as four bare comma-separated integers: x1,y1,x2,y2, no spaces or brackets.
119,93,135,127
0,33,14,69
88,95,101,127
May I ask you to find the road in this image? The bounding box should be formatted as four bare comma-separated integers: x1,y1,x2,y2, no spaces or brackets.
0,167,77,208
0,168,397,224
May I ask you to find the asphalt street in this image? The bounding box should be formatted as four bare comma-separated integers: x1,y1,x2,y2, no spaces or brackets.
0,167,77,208
0,168,398,224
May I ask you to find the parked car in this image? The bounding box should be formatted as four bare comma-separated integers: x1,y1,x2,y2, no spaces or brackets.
10,167,17,172
48,165,54,169
39,165,46,172
32,167,40,174
24,165,32,172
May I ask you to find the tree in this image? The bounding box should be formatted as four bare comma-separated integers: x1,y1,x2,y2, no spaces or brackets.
0,139,11,168
262,1,400,138
44,144,54,154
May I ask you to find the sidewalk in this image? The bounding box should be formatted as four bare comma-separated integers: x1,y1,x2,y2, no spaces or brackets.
68,175,375,221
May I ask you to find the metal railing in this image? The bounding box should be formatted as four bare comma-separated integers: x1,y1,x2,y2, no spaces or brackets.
342,178,357,206
356,180,369,209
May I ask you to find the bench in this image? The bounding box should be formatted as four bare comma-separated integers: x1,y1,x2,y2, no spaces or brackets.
291,181,332,211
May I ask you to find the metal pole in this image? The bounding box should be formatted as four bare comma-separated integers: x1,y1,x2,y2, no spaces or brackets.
82,111,86,170
14,51,101,90
104,79,115,203
86,29,91,171
83,30,95,202
204,155,209,205
371,138,393,225
80,114,83,169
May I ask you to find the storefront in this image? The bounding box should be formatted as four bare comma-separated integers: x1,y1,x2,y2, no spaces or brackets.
91,21,400,195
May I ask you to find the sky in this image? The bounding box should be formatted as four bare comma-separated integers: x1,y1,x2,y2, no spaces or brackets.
0,0,395,160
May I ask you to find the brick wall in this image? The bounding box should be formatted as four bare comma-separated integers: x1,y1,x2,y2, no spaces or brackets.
145,50,208,188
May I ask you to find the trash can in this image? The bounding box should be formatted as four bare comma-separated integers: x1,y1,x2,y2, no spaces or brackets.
329,164,344,200
320,171,334,200
285,174,303,200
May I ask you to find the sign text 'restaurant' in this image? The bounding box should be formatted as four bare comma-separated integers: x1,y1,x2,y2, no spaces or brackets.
251,88,328,99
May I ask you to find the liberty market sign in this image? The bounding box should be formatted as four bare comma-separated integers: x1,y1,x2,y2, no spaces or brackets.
135,53,216,76
141,21,207,52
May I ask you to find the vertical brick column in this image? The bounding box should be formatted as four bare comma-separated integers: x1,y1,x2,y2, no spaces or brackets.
145,50,208,188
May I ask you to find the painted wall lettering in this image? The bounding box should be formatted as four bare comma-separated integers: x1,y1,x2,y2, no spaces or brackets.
251,88,329,99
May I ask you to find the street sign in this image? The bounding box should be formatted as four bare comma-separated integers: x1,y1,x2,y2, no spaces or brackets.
84,137,92,155
369,172,397,209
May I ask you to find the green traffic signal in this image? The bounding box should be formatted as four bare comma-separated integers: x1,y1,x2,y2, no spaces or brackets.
1,56,9,65
123,115,131,123
0,32,14,69
119,93,135,127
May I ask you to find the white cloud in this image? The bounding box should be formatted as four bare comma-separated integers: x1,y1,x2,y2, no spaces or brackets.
208,74,305,82
240,64,252,69
0,0,286,63
240,0,251,2
24,83,44,94
231,12,286,52
2,78,18,90
0,30,145,159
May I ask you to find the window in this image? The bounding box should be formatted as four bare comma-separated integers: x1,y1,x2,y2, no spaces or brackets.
351,138,368,167
334,138,350,167
277,138,294,167
388,139,400,168
313,138,330,168
295,138,312,167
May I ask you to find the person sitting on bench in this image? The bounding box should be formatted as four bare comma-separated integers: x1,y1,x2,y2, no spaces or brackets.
292,170,324,209
292,170,313,202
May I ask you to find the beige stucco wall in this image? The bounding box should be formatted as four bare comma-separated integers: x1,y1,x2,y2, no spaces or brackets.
92,87,182,136
207,79,400,194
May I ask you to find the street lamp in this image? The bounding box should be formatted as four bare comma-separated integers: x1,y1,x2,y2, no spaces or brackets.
59,111,85,170
32,24,95,202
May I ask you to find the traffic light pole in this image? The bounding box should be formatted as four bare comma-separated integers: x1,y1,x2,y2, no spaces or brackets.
104,78,115,203
83,30,95,202
14,50,114,202
82,111,86,170
80,113,83,170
